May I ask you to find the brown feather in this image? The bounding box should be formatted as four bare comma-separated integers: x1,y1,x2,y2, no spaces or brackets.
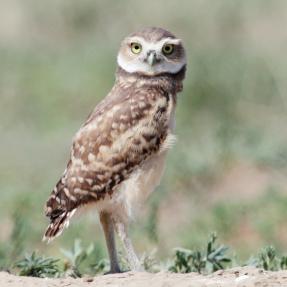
43,62,185,241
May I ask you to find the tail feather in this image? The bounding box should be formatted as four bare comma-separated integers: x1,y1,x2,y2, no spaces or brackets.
43,175,78,243
43,209,76,243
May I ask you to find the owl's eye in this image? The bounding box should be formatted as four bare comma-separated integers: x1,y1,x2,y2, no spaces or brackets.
131,42,142,54
162,44,174,55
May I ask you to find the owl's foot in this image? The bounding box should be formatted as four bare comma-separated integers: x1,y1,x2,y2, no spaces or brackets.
112,219,144,272
104,266,122,275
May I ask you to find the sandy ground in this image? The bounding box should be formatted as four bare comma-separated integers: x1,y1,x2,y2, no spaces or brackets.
1,267,287,287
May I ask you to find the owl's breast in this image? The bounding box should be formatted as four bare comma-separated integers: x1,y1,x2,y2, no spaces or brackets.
113,93,177,219
77,88,178,219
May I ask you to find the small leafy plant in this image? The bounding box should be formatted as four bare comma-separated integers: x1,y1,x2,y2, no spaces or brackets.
61,239,95,277
61,239,110,276
11,235,287,278
15,252,60,278
141,249,160,272
169,233,231,274
90,258,109,274
248,246,287,271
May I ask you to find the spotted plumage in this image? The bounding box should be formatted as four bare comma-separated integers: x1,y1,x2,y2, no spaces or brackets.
43,27,186,273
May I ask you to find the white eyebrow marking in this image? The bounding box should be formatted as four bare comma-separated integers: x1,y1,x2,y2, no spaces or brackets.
126,37,181,52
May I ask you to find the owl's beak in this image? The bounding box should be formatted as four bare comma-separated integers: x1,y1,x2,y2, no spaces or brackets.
146,50,158,66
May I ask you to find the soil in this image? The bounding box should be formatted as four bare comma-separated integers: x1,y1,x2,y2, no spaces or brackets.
1,266,287,287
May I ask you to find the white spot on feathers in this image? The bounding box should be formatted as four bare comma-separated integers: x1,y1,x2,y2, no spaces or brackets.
138,101,146,109
88,153,96,162
86,178,93,185
78,177,84,183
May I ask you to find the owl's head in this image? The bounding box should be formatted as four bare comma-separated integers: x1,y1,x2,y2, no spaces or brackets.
117,27,186,76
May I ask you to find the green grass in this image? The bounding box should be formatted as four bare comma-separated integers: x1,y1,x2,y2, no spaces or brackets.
11,235,287,278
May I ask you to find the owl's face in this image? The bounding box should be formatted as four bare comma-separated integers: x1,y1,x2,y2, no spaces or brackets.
117,27,186,76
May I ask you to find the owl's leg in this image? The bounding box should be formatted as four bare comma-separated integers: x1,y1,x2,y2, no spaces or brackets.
113,218,142,272
99,212,121,274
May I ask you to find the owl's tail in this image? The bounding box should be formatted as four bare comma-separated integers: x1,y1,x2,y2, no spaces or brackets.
43,177,77,243
43,209,76,243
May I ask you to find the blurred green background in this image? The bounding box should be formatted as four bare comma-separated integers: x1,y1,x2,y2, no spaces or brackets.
1,0,287,268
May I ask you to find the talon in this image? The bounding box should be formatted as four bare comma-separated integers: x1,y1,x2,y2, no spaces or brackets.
104,268,123,275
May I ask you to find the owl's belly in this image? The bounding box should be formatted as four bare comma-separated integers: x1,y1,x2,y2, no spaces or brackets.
95,132,176,222
95,100,177,221
118,150,168,219
94,150,166,220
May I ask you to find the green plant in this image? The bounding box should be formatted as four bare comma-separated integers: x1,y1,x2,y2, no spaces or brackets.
169,233,231,274
247,246,287,271
61,239,109,276
15,252,60,278
141,249,160,272
280,256,287,270
61,239,94,277
90,258,109,274
9,236,287,278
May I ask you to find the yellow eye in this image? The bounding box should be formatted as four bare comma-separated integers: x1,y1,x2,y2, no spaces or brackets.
131,42,142,54
162,44,174,55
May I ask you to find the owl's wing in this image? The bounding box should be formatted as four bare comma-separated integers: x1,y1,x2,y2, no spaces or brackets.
43,86,171,240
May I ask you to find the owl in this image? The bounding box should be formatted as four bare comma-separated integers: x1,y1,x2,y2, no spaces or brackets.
43,27,186,273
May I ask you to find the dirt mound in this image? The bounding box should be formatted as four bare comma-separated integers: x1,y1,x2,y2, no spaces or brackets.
1,267,286,287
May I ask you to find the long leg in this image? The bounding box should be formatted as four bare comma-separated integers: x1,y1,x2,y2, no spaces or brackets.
113,218,142,271
99,212,121,274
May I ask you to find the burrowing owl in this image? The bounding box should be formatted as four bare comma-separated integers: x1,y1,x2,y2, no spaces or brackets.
43,27,186,273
